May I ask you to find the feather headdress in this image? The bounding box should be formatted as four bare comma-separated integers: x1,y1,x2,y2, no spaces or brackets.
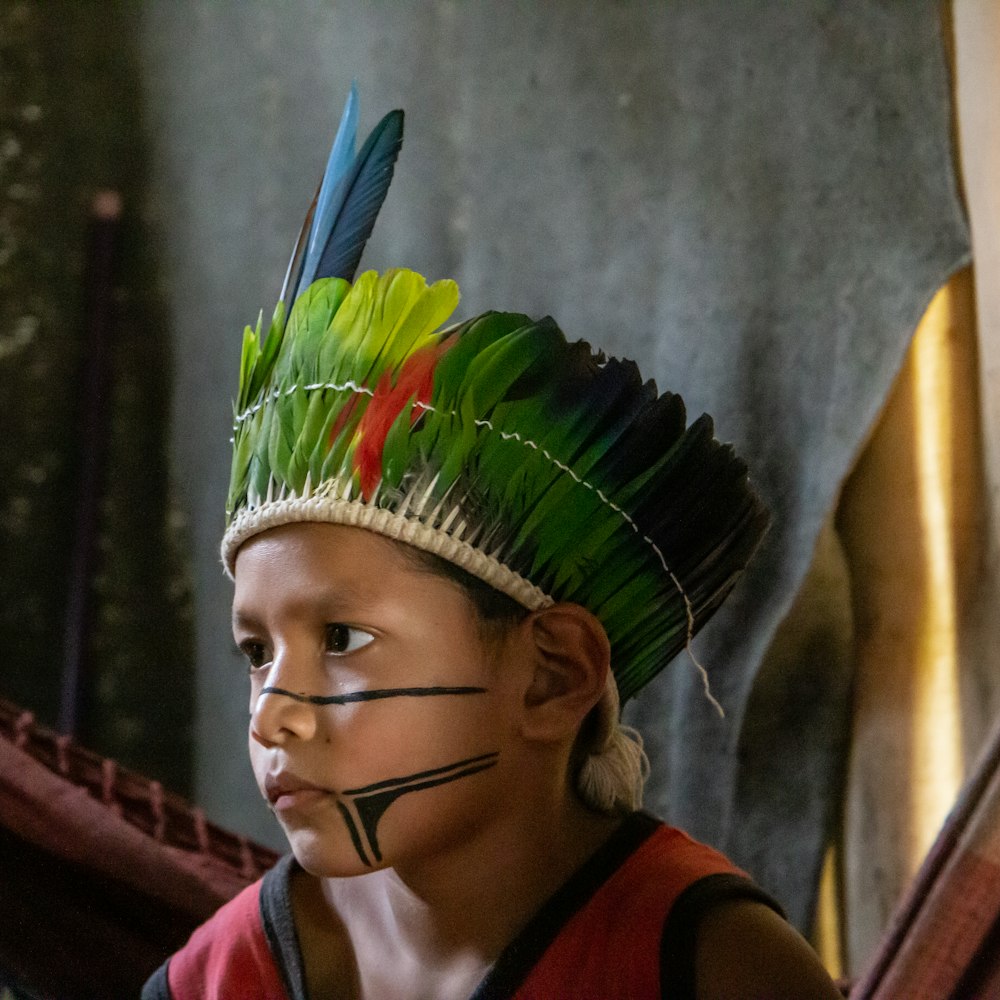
222,89,769,704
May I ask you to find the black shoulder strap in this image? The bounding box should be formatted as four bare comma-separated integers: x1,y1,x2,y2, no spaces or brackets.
660,872,785,999
259,854,309,1000
471,812,660,1000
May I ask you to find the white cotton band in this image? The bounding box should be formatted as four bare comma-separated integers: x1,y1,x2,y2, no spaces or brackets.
576,672,650,814
222,494,553,612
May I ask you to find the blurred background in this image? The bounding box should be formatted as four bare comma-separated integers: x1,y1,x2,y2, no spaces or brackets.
2,0,998,983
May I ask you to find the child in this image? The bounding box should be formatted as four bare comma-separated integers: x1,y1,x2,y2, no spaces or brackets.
143,91,840,999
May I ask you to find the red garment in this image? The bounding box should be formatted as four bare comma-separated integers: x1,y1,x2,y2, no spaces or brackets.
144,813,769,1000
511,825,741,999
166,876,287,1000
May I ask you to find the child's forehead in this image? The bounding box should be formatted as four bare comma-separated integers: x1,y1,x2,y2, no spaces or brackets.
236,521,412,570
231,522,478,619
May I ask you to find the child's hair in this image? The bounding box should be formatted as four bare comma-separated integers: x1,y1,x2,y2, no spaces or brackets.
575,674,649,814
406,546,649,815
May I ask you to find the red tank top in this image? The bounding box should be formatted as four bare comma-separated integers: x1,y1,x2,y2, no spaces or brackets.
144,813,769,1000
471,814,754,999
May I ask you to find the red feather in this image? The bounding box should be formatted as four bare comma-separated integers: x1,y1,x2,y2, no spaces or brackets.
329,393,362,446
354,343,445,498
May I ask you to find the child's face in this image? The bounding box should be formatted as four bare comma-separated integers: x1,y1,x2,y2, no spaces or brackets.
232,522,524,878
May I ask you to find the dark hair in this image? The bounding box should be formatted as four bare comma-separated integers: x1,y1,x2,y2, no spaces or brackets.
402,546,529,630
404,542,641,813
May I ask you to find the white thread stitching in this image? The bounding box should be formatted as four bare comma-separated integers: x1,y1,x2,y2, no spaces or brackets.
234,380,375,425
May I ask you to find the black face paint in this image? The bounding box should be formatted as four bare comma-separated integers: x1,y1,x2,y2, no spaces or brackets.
258,684,498,866
259,685,487,705
336,752,500,866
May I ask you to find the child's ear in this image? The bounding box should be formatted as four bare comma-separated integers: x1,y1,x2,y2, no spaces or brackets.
519,603,610,742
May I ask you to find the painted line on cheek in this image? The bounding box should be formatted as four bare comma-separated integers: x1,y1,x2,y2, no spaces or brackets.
335,800,373,868
342,752,501,796
337,751,500,865
259,685,488,705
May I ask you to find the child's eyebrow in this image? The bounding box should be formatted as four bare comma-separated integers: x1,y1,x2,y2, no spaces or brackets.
231,609,260,632
231,588,365,631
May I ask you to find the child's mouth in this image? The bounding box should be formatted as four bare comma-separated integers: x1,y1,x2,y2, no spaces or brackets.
265,771,329,812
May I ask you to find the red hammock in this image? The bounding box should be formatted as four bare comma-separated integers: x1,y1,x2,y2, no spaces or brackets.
0,699,277,997
849,713,1000,999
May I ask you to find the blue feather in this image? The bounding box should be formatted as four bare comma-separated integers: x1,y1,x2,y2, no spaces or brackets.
302,83,360,280
312,108,404,283
278,85,403,313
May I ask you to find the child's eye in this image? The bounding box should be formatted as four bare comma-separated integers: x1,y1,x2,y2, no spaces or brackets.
325,623,374,655
238,640,269,671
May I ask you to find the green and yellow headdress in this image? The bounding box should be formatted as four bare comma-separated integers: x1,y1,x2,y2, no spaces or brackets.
222,88,769,707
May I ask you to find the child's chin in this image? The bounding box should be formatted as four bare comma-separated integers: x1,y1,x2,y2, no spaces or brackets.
286,828,384,879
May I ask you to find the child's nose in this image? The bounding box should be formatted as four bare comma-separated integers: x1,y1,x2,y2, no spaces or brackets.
249,649,320,745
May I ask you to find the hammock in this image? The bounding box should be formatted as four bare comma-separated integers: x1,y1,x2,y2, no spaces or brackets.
849,713,1000,999
0,699,277,998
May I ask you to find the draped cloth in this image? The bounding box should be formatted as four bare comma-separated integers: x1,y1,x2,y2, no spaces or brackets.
139,1,969,925
849,713,1000,999
0,699,276,998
